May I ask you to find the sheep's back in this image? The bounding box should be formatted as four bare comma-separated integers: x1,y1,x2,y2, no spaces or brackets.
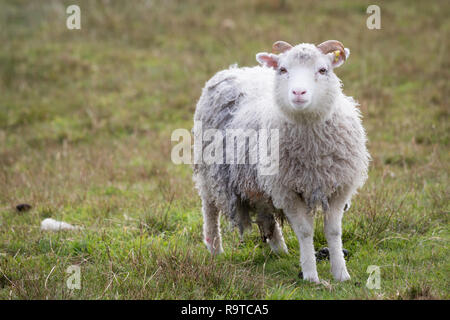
193,66,276,221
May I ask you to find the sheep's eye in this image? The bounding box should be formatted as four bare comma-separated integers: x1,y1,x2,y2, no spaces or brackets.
279,67,287,74
318,68,327,75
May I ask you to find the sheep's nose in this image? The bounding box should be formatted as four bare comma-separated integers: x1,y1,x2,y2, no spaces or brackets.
292,89,307,96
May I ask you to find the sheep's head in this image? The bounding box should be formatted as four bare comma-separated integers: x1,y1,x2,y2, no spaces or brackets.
256,40,350,119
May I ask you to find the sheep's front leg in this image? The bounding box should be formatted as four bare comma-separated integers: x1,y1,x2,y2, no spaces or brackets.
325,194,351,281
202,200,223,255
286,205,319,283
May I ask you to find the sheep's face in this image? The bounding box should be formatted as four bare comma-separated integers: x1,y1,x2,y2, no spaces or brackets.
256,43,350,119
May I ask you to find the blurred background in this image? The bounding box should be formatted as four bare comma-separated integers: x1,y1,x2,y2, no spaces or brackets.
0,0,448,299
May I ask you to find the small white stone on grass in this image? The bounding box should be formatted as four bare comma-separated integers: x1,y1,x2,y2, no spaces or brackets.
40,218,79,231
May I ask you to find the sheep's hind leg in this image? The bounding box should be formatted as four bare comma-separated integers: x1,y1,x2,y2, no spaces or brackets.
235,200,252,241
268,220,288,254
256,212,288,254
202,200,223,255
285,203,319,283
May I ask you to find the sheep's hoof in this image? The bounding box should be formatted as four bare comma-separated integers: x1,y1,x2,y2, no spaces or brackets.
268,239,288,255
208,247,223,256
333,269,351,282
205,240,223,256
298,271,320,283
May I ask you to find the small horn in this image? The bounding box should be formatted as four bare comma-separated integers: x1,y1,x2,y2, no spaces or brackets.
316,40,346,61
272,41,293,54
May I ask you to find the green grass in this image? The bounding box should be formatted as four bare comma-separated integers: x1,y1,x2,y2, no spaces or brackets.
0,0,448,299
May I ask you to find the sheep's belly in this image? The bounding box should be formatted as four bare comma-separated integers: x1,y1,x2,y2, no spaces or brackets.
279,156,355,209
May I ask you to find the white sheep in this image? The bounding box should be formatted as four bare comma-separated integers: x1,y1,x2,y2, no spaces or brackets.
192,40,370,282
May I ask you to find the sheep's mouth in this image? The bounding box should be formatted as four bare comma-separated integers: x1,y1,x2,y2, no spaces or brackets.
290,98,310,109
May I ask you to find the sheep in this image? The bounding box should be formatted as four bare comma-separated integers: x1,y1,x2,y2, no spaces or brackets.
192,40,370,283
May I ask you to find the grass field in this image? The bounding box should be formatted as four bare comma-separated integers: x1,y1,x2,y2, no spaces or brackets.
0,0,448,299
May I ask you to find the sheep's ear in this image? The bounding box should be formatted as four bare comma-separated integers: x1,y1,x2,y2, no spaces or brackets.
256,52,279,69
327,48,350,68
